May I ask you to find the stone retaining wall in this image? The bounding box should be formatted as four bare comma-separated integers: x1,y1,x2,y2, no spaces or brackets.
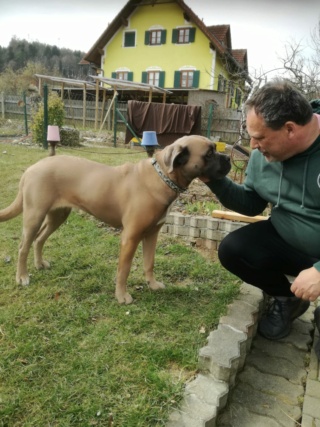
161,212,247,250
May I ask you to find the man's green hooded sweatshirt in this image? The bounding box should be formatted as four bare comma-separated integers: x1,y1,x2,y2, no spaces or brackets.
206,134,320,271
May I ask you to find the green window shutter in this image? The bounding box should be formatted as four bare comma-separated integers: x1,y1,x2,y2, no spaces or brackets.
128,72,133,81
172,29,178,43
144,31,150,45
124,32,135,47
111,72,117,78
174,71,181,88
142,71,148,83
192,70,200,88
161,30,167,44
159,71,165,88
189,28,196,43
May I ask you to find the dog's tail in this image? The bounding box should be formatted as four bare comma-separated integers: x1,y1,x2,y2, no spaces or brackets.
0,184,23,222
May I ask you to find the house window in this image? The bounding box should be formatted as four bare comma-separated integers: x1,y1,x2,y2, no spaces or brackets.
218,74,227,92
117,71,128,80
174,70,200,88
181,70,194,88
179,28,190,43
150,30,161,45
235,88,242,106
111,71,133,81
142,70,165,87
148,71,160,86
124,31,135,47
145,30,167,45
172,27,196,44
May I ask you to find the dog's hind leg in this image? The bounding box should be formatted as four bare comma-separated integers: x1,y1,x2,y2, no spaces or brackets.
142,227,165,291
16,212,47,286
34,208,71,270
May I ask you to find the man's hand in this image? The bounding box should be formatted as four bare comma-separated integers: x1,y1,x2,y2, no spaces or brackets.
290,267,320,301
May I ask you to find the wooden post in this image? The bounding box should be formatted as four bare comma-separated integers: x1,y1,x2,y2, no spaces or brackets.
43,84,48,150
99,90,117,132
0,92,4,119
38,77,43,96
94,79,100,130
148,89,152,103
83,84,87,128
113,94,118,147
100,89,106,128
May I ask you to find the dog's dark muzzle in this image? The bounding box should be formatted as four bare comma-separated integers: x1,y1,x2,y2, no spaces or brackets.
219,154,231,174
203,153,231,181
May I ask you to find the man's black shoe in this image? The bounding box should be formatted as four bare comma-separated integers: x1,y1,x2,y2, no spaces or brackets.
258,297,310,340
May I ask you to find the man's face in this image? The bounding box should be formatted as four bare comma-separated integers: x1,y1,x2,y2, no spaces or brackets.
246,109,293,162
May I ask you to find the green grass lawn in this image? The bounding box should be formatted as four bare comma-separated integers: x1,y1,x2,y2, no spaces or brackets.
0,142,240,426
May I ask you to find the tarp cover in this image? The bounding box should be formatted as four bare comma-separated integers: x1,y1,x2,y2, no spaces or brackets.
125,100,202,147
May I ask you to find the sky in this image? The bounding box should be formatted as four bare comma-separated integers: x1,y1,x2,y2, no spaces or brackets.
0,0,319,78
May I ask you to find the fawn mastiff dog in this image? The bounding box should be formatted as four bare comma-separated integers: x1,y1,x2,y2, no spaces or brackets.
0,135,230,304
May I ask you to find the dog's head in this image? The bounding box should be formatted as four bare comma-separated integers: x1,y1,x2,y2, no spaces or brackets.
162,135,231,183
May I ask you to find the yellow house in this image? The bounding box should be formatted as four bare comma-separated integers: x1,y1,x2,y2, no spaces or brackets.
83,0,251,109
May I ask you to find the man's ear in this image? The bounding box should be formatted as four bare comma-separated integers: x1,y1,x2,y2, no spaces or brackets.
163,144,189,173
285,121,296,137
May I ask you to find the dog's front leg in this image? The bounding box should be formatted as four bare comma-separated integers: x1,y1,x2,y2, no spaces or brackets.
142,228,165,291
115,233,140,304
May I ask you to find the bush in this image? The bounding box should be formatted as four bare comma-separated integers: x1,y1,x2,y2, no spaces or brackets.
31,92,65,144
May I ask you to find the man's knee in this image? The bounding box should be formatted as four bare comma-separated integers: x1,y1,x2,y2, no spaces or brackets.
218,229,245,266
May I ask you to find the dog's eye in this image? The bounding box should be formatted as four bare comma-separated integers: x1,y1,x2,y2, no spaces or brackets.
205,149,214,159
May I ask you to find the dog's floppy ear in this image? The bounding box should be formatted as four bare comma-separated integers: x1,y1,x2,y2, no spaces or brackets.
163,144,190,173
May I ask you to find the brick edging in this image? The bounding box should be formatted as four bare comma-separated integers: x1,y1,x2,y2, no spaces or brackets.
161,212,247,250
163,213,265,425
166,283,264,426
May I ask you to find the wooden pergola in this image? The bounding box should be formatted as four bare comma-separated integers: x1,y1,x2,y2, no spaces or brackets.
35,74,171,130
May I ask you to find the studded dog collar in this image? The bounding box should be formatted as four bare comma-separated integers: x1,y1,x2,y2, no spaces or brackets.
151,159,187,193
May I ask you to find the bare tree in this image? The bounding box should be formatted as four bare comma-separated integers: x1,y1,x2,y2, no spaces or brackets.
277,20,320,99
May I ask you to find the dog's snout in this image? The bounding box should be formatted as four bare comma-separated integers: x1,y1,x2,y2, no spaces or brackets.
219,154,231,175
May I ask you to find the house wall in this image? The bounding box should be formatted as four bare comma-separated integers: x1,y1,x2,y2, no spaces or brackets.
102,3,224,91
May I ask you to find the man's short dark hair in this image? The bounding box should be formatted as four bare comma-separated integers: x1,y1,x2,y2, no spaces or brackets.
245,79,313,130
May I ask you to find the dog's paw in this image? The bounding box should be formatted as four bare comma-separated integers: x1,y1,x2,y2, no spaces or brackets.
35,260,51,270
116,292,134,305
16,273,30,286
148,281,166,291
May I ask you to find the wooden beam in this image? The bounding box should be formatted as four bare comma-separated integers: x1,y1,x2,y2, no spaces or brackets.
61,83,64,99
94,79,100,130
121,17,128,26
83,83,87,128
212,210,268,223
162,92,166,103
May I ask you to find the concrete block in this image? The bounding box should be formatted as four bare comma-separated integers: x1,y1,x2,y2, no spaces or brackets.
238,365,304,406
200,228,227,241
172,213,186,225
185,373,229,409
305,379,320,398
219,299,259,343
179,393,217,427
230,382,301,426
301,414,320,427
165,213,174,224
161,224,169,233
198,324,247,385
206,218,219,230
173,225,189,236
188,227,200,238
189,216,208,228
219,221,245,233
303,395,320,419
